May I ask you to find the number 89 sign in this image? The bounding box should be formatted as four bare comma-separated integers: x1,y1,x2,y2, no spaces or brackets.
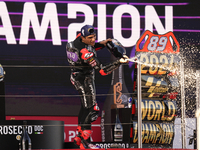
136,30,180,54
135,30,180,75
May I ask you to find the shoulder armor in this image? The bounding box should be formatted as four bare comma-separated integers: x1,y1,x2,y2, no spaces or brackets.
66,42,79,62
66,42,74,50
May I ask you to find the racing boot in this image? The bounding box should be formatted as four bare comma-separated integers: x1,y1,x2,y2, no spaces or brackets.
74,126,82,147
80,130,100,149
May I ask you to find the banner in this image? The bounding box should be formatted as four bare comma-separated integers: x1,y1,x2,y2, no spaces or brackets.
131,30,180,147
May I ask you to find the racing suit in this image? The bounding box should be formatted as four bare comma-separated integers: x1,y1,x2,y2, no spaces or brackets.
66,33,122,147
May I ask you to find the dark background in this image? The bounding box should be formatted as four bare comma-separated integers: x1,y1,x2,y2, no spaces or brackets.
0,0,199,116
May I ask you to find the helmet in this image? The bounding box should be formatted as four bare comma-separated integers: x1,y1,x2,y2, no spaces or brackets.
106,39,126,58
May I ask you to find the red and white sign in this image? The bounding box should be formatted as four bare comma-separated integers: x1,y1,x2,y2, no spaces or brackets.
6,116,102,142
136,30,180,54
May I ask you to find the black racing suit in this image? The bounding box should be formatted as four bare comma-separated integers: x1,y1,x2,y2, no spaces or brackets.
66,33,121,131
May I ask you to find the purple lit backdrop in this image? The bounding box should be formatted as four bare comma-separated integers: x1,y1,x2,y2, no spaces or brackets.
0,0,199,116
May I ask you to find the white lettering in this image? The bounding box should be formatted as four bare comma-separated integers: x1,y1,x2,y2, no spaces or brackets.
13,126,17,134
69,131,76,142
121,143,125,148
68,4,94,42
8,126,13,134
97,4,106,42
19,2,61,45
145,6,173,34
113,4,140,47
0,126,2,134
3,126,8,135
95,143,127,148
64,131,66,140
0,3,174,46
0,125,33,135
27,126,32,134
34,125,43,131
0,2,16,44
18,126,22,134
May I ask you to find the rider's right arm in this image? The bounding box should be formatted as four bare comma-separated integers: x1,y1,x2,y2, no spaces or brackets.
80,48,122,76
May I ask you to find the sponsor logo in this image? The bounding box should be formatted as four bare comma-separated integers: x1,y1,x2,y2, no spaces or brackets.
113,82,122,104
85,53,93,59
101,111,105,142
0,125,43,135
16,135,21,141
89,59,97,67
67,51,78,62
95,142,129,148
89,84,95,104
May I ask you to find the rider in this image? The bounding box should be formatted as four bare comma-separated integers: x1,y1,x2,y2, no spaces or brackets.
66,25,129,149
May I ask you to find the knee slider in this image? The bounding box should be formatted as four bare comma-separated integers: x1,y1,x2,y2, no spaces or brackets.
89,104,99,122
84,104,99,124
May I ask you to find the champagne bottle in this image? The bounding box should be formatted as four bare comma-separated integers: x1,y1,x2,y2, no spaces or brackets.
101,55,130,142
20,121,31,150
114,108,123,142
